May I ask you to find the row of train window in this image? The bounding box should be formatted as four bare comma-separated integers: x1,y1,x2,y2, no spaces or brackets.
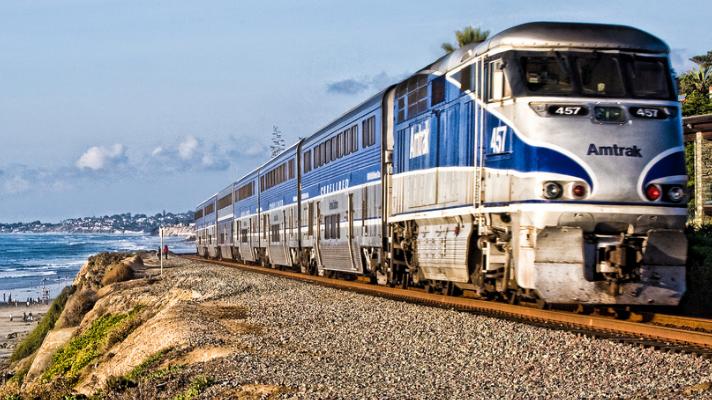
194,209,203,220
217,193,232,210
235,181,255,201
261,159,295,190
395,61,513,124
304,116,377,173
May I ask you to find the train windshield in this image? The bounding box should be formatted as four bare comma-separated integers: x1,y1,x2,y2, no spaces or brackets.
517,52,673,100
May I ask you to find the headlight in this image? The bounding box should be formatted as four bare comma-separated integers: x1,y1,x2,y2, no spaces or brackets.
667,186,685,202
543,181,563,199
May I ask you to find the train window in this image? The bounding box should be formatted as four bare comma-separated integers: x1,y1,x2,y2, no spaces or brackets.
308,202,314,235
217,193,232,210
487,60,512,102
304,150,312,173
521,55,573,95
324,214,340,239
271,224,280,242
362,116,376,147
396,75,429,123
431,76,445,106
458,65,473,93
320,142,326,165
314,146,320,168
336,134,343,158
331,137,337,160
351,125,358,152
240,229,248,243
576,54,625,97
236,181,254,201
628,58,670,99
343,131,350,156
344,130,350,156
289,159,295,179
325,139,331,163
194,209,203,220
397,97,406,123
205,203,214,214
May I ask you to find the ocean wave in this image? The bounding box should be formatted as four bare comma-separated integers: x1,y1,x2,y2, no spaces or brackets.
0,270,56,279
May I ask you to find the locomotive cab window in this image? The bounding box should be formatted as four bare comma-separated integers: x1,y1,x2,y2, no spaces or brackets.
487,60,512,101
521,54,573,95
576,54,625,97
628,58,670,99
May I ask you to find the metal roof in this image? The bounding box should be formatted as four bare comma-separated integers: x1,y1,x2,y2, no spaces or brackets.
683,113,712,141
483,22,669,54
422,22,669,76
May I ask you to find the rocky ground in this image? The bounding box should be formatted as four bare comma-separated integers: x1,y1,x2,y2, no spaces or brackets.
2,254,711,399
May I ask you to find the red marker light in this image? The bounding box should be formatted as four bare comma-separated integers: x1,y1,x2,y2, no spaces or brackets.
572,184,586,198
645,184,661,201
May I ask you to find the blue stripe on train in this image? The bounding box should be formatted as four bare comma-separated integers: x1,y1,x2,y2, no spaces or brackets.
642,150,686,186
481,109,594,188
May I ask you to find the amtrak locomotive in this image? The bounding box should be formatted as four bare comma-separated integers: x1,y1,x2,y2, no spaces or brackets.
195,22,688,306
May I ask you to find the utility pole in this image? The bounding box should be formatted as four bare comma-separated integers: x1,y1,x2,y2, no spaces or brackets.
160,226,164,276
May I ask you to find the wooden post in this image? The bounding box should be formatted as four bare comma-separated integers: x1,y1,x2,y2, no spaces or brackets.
695,131,704,227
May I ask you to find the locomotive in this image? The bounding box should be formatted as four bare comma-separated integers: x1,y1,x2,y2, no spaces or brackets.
195,22,688,306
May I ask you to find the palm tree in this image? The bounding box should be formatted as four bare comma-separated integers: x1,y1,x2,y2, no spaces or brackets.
679,65,712,95
441,26,490,53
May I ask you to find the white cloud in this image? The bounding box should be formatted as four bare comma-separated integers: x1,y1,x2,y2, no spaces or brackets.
177,136,198,160
151,146,163,156
3,175,30,194
76,144,127,171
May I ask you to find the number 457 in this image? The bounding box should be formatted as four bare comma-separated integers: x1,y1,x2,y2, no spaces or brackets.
490,126,507,154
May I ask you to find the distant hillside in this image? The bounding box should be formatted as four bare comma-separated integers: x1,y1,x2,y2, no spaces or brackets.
0,212,194,234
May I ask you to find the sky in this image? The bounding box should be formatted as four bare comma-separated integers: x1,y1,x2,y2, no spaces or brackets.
1,0,710,222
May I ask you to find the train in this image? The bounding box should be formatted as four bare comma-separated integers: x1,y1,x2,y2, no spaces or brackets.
194,22,688,306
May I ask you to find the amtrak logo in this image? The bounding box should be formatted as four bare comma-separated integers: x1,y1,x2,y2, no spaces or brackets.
587,144,642,158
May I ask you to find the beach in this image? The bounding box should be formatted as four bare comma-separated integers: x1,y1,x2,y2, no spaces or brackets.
0,303,50,368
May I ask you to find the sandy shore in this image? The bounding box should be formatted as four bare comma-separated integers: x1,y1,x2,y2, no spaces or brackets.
0,303,50,368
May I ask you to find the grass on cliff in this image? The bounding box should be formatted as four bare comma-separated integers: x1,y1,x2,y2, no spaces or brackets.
173,375,215,400
42,306,143,385
682,225,712,316
10,286,75,363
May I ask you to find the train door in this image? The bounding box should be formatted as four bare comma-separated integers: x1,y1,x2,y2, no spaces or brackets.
315,201,322,267
347,192,360,272
282,209,290,265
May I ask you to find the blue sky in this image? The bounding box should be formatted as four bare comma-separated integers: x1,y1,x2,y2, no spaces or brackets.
1,0,710,222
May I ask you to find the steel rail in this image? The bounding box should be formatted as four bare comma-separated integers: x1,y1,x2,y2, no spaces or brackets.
181,255,712,354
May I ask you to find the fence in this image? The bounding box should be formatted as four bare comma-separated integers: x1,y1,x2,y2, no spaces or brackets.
684,114,712,226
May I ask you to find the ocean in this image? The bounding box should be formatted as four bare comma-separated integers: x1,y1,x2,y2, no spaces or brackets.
0,233,195,302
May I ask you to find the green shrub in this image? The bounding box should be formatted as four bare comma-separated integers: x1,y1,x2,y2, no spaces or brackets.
125,347,173,382
42,307,142,384
173,375,214,400
55,289,97,329
681,225,712,316
100,262,134,286
10,286,75,362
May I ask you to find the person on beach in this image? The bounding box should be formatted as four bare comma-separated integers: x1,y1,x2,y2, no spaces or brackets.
163,244,169,259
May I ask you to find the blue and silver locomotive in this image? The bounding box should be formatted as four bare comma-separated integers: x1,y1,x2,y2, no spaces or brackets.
196,22,687,306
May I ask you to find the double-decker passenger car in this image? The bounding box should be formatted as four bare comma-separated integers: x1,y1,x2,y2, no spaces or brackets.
196,22,687,306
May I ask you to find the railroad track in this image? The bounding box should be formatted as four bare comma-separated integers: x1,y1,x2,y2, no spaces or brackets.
181,255,712,357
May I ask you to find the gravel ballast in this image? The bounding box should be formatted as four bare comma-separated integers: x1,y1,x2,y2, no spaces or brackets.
166,257,712,399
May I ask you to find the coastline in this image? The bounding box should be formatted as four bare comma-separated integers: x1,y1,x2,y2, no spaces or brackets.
0,303,50,369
